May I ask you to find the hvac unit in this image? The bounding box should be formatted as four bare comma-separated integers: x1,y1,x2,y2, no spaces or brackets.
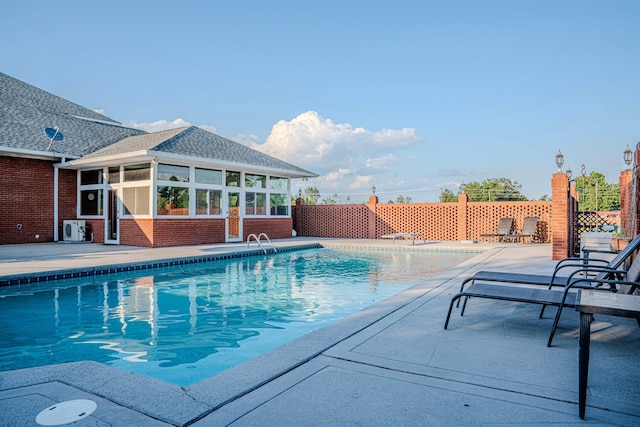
63,220,86,242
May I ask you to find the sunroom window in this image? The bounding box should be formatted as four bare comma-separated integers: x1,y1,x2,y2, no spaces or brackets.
196,189,222,215
270,193,289,216
246,192,266,215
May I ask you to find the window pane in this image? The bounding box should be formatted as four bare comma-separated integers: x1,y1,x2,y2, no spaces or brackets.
123,187,150,215
107,167,120,184
246,192,256,215
245,174,266,188
80,189,103,215
80,169,102,185
209,190,221,215
124,164,150,182
270,177,288,191
196,189,208,215
158,164,189,182
157,186,189,215
270,193,288,216
256,193,266,215
226,171,240,187
195,168,222,185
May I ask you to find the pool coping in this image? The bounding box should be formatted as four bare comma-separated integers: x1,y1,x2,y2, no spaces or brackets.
0,242,496,426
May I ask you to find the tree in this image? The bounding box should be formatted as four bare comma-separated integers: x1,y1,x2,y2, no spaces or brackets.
574,172,620,211
463,178,527,202
440,189,457,202
320,193,337,205
297,187,320,205
395,194,412,203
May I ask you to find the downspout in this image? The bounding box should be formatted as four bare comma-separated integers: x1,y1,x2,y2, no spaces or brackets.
53,157,66,241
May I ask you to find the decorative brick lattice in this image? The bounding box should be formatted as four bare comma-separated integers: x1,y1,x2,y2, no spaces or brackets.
294,201,552,242
467,202,552,243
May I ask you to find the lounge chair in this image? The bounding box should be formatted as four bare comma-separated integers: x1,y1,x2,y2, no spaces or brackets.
503,216,539,243
458,233,640,294
479,218,514,242
444,252,640,347
381,232,426,245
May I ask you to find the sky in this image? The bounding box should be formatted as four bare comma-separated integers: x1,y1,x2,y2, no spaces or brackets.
2,0,638,203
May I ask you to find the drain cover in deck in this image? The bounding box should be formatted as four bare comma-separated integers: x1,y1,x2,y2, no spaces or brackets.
35,399,97,426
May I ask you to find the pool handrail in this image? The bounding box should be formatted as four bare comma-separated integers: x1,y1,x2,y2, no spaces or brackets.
247,233,277,254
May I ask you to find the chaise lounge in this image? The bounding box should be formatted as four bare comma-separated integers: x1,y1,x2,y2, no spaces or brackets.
444,251,640,347
479,218,514,242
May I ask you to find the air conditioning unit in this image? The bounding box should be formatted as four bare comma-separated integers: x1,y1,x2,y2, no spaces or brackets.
63,220,86,242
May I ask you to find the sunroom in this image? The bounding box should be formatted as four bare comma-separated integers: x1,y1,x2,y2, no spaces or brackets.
63,126,316,247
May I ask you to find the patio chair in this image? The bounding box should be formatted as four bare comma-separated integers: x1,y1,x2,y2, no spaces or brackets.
444,251,640,347
503,216,539,244
479,218,514,242
458,233,640,294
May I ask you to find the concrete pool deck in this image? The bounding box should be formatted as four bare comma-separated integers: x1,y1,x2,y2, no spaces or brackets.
0,238,639,426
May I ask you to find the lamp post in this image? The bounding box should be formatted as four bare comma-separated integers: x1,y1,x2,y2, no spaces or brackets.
460,182,466,194
566,167,572,180
624,145,633,170
372,185,376,195
555,149,564,172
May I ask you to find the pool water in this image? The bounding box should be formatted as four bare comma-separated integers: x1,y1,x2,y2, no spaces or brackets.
0,247,474,386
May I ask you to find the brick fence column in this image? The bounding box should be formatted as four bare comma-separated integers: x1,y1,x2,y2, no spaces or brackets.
552,172,570,260
619,169,633,236
457,193,468,240
367,195,378,239
294,197,304,236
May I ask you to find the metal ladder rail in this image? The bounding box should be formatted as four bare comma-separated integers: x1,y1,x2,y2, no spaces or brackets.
257,233,277,253
246,233,277,254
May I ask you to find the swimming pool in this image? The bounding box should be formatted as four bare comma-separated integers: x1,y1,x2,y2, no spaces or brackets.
0,247,474,386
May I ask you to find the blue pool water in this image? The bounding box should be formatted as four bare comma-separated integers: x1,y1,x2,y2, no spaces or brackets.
0,247,474,386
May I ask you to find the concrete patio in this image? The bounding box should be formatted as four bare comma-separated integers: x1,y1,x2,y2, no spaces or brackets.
0,239,639,426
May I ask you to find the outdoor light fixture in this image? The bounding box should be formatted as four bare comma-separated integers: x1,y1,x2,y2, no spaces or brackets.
566,166,572,180
372,185,376,195
298,188,302,199
555,149,564,172
460,182,466,194
624,145,633,170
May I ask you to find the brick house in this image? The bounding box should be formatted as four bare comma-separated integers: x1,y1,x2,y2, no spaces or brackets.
0,73,316,247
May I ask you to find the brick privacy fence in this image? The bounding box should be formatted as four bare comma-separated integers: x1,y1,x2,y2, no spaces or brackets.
293,195,552,243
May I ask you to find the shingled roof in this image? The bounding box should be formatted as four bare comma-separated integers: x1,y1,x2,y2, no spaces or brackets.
0,72,145,157
1,72,317,178
79,126,317,177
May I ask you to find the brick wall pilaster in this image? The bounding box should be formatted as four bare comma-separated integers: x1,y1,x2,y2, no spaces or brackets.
552,173,570,260
619,170,633,236
457,193,468,240
367,196,378,239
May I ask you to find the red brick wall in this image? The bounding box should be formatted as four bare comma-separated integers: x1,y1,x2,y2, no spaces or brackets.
244,217,293,240
0,157,76,244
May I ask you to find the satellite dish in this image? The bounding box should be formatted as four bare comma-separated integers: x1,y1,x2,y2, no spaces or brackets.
44,126,63,151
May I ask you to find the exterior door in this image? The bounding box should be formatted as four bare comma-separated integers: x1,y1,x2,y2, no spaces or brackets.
105,188,120,244
226,191,242,242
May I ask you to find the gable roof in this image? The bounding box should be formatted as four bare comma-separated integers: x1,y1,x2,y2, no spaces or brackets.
0,72,145,158
1,72,317,178
76,126,317,178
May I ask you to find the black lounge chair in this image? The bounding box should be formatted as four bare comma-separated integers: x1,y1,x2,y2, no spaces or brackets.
480,218,514,242
459,233,640,294
503,216,539,243
444,252,640,347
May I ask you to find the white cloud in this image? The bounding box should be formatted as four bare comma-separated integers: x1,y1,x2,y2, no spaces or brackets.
124,118,218,134
251,111,420,196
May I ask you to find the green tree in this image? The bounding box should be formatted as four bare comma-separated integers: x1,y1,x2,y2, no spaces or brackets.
574,172,620,211
291,187,320,205
395,194,412,203
440,189,457,202
321,193,337,204
463,178,527,202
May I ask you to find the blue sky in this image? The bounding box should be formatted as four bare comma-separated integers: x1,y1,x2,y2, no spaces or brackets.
2,0,638,202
